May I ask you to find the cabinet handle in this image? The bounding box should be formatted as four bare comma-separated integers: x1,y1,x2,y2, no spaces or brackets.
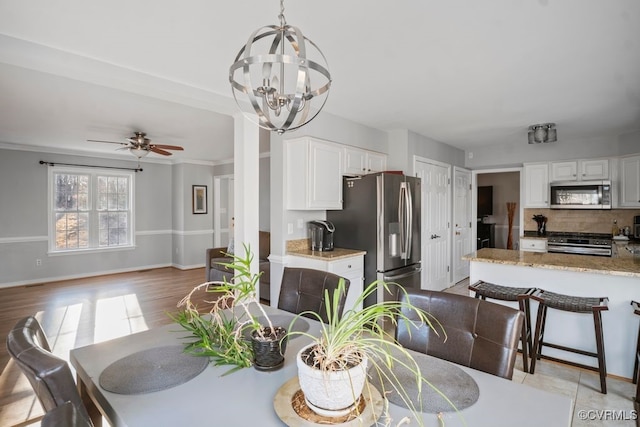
347,264,351,269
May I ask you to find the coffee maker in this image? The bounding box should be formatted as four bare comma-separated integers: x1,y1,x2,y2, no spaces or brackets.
308,220,335,251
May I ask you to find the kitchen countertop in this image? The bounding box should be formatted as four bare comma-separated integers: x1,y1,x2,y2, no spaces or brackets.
287,247,366,261
463,248,640,278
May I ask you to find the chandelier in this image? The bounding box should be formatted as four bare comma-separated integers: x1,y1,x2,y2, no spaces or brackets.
229,0,331,134
528,123,557,144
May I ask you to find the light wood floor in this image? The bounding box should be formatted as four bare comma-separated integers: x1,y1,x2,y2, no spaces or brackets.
0,267,206,427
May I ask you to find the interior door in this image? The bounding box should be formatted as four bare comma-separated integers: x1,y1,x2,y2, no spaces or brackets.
453,167,472,283
213,175,234,247
415,159,450,291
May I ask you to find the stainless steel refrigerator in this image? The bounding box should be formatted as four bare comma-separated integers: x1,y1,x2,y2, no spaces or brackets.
327,172,421,308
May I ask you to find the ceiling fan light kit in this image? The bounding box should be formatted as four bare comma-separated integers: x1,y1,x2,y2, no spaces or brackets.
229,0,331,134
528,123,557,144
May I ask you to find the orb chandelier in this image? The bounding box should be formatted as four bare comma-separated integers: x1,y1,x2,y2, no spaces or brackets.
229,0,332,134
528,123,557,144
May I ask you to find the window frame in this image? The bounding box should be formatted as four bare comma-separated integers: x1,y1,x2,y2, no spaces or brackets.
47,166,136,255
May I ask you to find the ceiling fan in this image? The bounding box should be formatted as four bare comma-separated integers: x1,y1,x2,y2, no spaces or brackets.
87,131,184,158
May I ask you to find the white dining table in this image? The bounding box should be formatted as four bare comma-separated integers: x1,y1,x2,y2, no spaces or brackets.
70,306,573,427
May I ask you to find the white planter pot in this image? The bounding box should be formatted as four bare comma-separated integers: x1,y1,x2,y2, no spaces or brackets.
296,344,368,417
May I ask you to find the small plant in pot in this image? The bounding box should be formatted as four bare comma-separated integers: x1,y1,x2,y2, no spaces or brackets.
170,244,286,373
288,279,452,426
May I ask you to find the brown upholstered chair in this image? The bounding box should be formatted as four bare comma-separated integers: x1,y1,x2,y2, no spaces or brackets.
395,289,524,380
6,317,93,425
205,231,271,301
41,401,93,427
277,267,350,323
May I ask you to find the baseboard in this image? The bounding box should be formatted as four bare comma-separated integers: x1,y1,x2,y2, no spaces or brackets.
0,263,174,289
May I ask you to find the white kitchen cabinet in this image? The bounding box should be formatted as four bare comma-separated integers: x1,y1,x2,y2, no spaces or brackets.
520,237,547,253
619,155,640,207
523,163,549,208
287,254,364,311
550,159,609,182
343,147,387,176
285,137,343,210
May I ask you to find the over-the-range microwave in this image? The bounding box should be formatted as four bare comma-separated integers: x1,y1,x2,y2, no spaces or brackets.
549,180,611,209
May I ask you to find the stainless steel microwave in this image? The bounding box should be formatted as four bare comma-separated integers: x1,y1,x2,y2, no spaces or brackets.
549,180,612,209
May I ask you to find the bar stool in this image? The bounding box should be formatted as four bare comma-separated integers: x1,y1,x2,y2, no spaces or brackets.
529,289,608,394
468,280,535,373
631,300,640,422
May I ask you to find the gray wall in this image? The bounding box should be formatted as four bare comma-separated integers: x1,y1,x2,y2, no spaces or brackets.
0,148,175,286
465,133,637,169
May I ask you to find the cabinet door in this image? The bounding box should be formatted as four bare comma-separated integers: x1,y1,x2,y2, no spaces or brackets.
524,163,549,207
366,152,387,173
550,161,577,181
620,156,640,207
343,147,367,175
308,140,343,209
580,159,609,180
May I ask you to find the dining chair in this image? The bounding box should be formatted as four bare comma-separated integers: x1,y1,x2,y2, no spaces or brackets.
277,267,350,323
41,401,93,427
396,289,524,380
6,316,93,425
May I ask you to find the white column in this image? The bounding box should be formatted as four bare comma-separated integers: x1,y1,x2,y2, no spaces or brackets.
233,113,261,293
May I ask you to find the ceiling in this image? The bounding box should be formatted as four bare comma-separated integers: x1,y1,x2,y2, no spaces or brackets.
0,0,639,163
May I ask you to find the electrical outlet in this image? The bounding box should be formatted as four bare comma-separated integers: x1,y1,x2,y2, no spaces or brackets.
287,223,294,234
297,219,304,229
36,259,42,267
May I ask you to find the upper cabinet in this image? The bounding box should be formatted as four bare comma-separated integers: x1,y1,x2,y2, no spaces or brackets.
619,155,640,208
523,163,549,208
343,147,387,176
550,159,609,182
285,137,389,210
286,137,343,210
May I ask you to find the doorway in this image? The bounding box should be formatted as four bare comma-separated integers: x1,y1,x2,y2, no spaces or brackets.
473,169,521,250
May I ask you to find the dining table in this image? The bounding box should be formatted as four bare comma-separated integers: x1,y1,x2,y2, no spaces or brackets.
70,305,573,427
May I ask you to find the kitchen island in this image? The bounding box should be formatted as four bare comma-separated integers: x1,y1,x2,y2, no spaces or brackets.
463,248,640,379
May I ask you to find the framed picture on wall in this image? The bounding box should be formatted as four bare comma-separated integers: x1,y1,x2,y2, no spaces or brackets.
192,185,207,214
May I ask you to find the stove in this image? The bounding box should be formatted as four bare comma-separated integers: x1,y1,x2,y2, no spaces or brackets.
546,232,613,257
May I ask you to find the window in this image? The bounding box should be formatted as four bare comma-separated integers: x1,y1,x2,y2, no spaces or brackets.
49,167,135,253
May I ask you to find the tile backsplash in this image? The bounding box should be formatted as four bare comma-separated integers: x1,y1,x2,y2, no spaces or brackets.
523,209,640,235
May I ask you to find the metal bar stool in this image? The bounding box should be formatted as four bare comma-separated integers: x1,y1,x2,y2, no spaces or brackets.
631,300,640,423
529,289,609,394
468,280,535,373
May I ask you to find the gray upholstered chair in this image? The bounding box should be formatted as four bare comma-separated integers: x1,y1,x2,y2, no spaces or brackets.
395,289,524,380
277,267,350,323
41,401,93,427
6,316,93,425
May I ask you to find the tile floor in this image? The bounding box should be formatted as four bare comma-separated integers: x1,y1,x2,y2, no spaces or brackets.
446,280,638,426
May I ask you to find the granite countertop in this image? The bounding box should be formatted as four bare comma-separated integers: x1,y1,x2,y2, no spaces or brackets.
463,248,640,278
287,247,366,260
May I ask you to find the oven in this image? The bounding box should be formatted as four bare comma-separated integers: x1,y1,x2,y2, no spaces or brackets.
546,232,612,257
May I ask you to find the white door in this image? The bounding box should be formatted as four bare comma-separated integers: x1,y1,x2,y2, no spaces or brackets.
415,159,450,291
213,175,234,247
453,167,472,283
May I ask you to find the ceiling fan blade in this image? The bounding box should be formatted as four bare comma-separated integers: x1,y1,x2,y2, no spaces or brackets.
87,139,129,146
150,147,172,156
152,144,184,151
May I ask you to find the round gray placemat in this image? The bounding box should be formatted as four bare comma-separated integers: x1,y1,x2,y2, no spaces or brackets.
368,349,479,413
99,345,209,395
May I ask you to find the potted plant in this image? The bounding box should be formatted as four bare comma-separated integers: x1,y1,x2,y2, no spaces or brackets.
170,244,286,373
288,279,455,426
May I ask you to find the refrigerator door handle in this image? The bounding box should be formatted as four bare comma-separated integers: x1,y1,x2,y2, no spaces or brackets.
383,266,422,281
399,182,412,260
